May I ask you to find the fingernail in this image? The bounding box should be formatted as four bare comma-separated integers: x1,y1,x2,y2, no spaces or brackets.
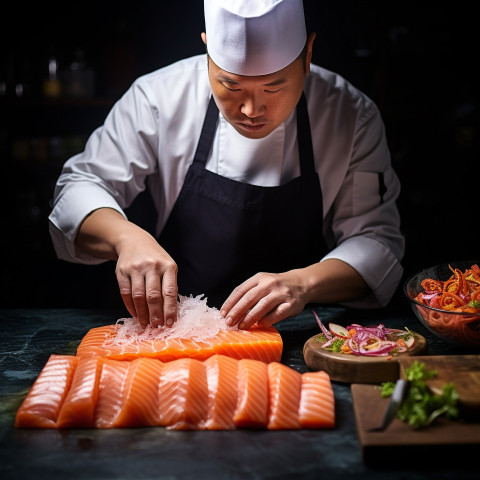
166,318,174,327
220,310,226,318
225,317,233,326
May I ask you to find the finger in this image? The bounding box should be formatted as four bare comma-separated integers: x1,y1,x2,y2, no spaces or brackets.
117,270,136,319
130,274,149,328
256,303,291,329
145,270,164,328
237,295,279,330
222,281,262,326
161,268,178,327
220,277,258,318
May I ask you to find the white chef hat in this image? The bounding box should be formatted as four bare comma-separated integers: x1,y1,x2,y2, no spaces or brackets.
204,0,307,76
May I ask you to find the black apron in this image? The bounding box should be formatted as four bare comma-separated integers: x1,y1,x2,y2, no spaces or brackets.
159,93,328,308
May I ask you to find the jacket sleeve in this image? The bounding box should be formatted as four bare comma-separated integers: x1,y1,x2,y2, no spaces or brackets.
48,79,160,264
321,100,405,308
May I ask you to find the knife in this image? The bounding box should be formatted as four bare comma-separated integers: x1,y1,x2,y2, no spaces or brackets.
369,379,410,432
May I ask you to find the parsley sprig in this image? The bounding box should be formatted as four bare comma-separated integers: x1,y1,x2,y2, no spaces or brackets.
380,361,460,429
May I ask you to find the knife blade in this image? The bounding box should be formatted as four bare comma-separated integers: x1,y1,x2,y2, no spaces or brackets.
368,378,410,432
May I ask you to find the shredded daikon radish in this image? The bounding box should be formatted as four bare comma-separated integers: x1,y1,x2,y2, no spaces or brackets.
104,294,237,346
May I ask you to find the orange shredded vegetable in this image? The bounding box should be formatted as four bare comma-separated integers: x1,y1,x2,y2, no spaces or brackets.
414,264,480,346
415,264,480,313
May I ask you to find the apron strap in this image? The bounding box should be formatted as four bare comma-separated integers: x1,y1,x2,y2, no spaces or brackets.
192,96,219,167
297,92,315,175
193,93,315,176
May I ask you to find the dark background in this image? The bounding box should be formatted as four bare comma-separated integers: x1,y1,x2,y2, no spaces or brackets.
1,1,478,309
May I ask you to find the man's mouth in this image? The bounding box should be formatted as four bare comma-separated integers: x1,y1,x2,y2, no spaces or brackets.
238,122,266,132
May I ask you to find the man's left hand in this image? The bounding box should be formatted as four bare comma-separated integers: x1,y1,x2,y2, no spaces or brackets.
220,270,308,329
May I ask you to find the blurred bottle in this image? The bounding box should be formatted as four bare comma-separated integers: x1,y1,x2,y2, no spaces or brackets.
62,47,95,97
43,51,62,98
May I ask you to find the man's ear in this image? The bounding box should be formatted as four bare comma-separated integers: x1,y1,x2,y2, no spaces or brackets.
201,32,207,45
305,32,316,74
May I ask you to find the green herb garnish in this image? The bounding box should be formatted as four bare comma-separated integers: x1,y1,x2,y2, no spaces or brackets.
321,337,345,352
380,381,396,397
381,361,459,429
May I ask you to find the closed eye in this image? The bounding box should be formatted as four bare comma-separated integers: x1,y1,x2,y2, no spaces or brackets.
264,77,287,93
222,82,241,92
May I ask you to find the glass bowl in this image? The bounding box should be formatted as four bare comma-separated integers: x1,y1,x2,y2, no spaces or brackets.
404,259,480,348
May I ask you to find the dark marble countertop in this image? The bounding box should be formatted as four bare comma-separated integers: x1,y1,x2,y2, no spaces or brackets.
1,299,479,480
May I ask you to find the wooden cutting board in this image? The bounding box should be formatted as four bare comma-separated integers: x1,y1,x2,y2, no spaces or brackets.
352,355,480,466
303,331,427,384
397,355,480,420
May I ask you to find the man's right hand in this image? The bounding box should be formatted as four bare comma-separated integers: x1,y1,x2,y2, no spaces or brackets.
115,236,178,328
75,208,178,328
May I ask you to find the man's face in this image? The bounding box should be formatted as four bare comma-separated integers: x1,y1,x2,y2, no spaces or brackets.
206,51,309,140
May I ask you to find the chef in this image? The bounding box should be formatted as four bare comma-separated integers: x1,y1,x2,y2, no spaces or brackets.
48,0,405,330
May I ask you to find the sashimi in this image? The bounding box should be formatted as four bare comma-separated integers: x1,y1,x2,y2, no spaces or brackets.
113,358,164,428
203,354,238,430
94,359,130,428
299,371,335,429
234,359,269,428
16,354,336,431
57,357,103,428
267,362,302,430
158,358,209,430
15,355,78,428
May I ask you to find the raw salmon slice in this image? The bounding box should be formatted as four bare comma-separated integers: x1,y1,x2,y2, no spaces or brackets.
234,359,269,428
15,355,79,428
94,359,130,428
267,362,302,430
76,324,283,364
203,354,238,430
57,357,103,428
299,371,335,428
158,358,209,430
114,358,164,427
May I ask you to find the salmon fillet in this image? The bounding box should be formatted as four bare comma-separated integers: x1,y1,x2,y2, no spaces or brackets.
76,324,283,364
57,357,103,428
158,358,209,430
267,362,302,430
234,359,269,428
94,359,130,428
299,371,335,428
16,355,335,430
203,355,238,430
15,355,78,428
114,358,164,428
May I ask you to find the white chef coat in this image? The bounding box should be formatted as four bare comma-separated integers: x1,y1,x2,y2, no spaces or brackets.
48,54,405,308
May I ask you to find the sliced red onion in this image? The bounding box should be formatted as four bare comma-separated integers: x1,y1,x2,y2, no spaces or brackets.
319,317,412,357
347,323,363,330
313,310,332,340
347,323,392,339
358,339,397,356
321,337,336,349
347,338,362,355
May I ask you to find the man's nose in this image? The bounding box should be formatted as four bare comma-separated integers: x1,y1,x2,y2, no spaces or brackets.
240,93,266,118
